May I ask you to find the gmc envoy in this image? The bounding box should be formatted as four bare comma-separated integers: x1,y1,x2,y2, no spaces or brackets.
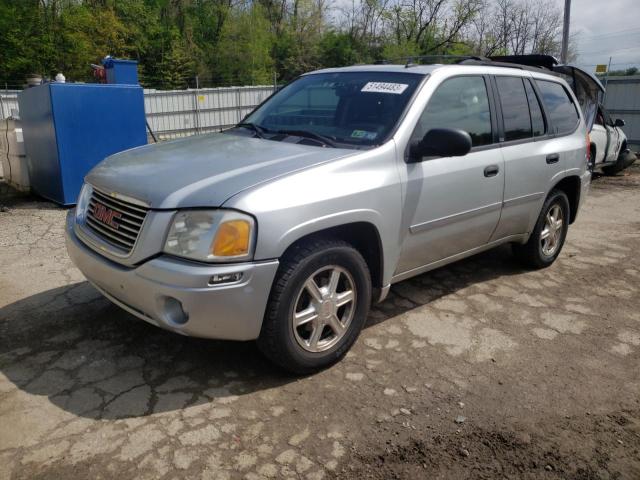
66,60,592,373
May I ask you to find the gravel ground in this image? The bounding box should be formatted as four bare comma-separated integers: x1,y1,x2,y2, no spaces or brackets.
1,164,639,480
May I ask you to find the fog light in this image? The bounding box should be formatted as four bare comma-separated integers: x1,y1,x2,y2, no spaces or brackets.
163,297,188,325
209,272,243,285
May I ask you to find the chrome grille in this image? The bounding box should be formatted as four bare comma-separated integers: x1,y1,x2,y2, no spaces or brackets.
85,188,148,253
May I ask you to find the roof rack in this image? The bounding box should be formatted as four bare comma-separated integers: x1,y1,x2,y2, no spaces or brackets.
373,53,561,74
373,55,487,68
488,54,558,69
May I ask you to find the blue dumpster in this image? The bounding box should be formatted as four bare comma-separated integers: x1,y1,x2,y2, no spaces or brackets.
18,78,147,205
103,57,139,85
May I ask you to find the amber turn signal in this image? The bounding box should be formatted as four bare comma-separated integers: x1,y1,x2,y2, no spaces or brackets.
212,220,251,257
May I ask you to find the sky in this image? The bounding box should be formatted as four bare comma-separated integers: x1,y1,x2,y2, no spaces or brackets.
559,0,640,72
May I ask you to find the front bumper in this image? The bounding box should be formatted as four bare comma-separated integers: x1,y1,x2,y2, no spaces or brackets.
65,212,279,341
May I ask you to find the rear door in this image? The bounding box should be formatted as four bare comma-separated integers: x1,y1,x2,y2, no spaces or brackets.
490,75,568,240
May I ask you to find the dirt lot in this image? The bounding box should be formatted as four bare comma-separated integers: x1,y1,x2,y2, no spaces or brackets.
1,165,639,480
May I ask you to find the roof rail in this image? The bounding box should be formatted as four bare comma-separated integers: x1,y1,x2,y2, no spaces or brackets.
372,55,486,68
488,54,559,69
457,56,560,75
372,53,562,75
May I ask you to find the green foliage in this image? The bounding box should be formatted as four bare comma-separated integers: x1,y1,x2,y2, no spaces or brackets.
211,5,274,86
597,67,640,78
319,31,363,68
382,40,420,62
0,0,584,90
56,4,129,80
0,0,54,86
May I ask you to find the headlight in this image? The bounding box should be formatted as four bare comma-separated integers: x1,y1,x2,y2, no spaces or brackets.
75,183,93,222
164,210,255,262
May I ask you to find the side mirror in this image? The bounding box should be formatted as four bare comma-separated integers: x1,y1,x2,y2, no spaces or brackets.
614,118,625,128
408,128,472,163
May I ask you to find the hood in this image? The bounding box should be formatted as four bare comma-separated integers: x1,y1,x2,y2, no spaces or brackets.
86,133,358,209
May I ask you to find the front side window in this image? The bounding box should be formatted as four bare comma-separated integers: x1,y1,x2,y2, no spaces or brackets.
602,108,614,126
496,76,532,141
238,72,424,148
412,76,493,147
535,80,580,135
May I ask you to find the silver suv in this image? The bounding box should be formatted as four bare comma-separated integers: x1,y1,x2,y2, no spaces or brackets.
66,62,591,373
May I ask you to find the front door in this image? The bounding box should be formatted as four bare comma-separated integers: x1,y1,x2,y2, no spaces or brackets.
395,75,504,276
603,109,621,162
591,107,608,166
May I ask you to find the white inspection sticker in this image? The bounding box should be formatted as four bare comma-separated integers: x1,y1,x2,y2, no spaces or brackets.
361,82,409,94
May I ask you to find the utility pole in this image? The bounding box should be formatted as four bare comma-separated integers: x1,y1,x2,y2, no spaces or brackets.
603,56,612,104
561,0,571,64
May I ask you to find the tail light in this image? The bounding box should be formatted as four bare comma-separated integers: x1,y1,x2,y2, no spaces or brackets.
586,132,591,166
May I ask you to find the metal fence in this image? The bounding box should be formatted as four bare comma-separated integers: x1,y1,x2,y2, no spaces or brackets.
0,85,275,140
603,75,640,149
6,78,637,147
144,86,274,140
0,90,20,119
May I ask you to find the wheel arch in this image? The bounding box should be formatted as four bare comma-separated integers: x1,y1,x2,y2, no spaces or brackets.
551,175,581,224
277,221,384,291
620,138,628,153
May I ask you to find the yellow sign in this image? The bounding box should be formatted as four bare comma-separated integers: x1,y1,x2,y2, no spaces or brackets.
197,95,205,102
595,64,607,73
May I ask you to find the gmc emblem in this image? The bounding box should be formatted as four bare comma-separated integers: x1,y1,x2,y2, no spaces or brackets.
93,203,122,229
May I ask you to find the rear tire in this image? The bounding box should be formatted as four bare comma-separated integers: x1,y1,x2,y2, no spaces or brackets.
257,238,371,374
512,190,570,269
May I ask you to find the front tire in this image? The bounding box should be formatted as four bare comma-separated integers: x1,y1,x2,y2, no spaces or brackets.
512,190,570,269
603,148,634,175
257,239,371,374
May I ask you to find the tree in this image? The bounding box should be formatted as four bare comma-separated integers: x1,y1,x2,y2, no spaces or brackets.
209,3,274,85
0,0,577,89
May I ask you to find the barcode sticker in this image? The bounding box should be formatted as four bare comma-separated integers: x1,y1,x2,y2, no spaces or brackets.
361,82,409,94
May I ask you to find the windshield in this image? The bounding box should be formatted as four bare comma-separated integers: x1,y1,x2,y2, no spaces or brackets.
235,71,424,148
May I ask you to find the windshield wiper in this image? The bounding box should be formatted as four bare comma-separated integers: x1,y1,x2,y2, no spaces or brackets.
276,129,337,148
236,122,269,138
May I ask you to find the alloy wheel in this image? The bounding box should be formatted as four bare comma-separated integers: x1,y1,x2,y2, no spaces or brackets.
292,266,356,353
540,204,564,256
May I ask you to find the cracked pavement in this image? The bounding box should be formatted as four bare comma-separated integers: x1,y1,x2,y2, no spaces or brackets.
1,167,640,479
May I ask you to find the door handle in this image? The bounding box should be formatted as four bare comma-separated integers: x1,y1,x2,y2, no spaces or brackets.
546,153,560,164
484,165,499,177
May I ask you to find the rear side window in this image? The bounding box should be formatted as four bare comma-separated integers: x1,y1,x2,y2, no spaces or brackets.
535,80,580,134
524,79,545,136
495,76,531,141
413,76,493,147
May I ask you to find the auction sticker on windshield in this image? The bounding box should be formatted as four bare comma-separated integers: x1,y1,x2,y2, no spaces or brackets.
351,130,378,140
361,82,409,94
